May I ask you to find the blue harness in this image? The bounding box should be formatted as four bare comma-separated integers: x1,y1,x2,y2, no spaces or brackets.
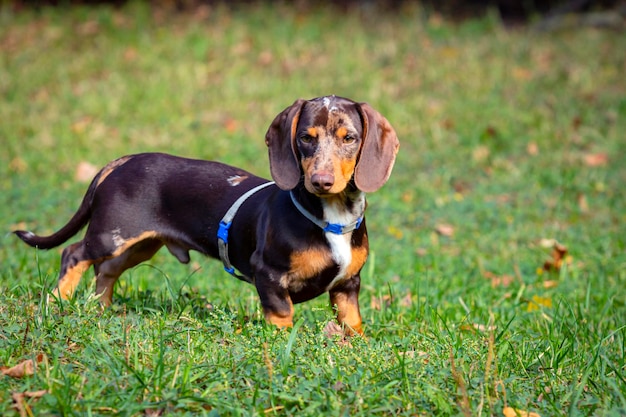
217,184,364,278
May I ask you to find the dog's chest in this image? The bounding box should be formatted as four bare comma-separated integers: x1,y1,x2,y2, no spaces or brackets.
283,197,367,293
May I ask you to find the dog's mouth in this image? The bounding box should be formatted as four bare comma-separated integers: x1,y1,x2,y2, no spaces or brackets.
305,185,346,198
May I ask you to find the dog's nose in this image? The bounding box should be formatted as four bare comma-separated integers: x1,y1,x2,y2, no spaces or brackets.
311,172,335,192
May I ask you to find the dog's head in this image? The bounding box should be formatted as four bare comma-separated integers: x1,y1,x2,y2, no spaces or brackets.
265,96,399,196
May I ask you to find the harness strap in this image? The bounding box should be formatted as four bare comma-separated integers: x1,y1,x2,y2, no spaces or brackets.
217,181,275,279
289,191,363,235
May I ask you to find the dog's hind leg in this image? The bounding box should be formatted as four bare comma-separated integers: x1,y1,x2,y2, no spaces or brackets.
53,241,95,301
94,238,164,306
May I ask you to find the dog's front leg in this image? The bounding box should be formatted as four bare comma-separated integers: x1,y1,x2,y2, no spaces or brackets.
329,275,363,336
255,278,295,329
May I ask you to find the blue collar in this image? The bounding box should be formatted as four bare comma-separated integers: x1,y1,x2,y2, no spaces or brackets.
289,191,363,235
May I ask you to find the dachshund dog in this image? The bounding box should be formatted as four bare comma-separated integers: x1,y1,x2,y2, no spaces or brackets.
15,95,399,335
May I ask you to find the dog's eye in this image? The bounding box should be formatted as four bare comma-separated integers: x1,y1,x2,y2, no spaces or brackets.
300,135,313,143
343,134,356,143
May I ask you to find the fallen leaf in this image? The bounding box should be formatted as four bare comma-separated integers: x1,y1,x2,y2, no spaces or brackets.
370,294,392,311
543,242,568,272
583,152,608,167
322,322,352,347
435,223,455,237
399,292,413,308
512,67,532,80
10,222,28,232
440,118,455,130
75,161,99,183
401,191,413,203
123,47,138,62
484,271,515,288
483,125,498,138
77,20,100,36
527,295,552,312
526,142,539,156
223,118,238,133
11,390,48,417
1,354,45,378
451,178,471,194
473,323,497,332
542,280,559,289
71,116,93,134
539,238,557,248
503,406,541,417
577,193,589,213
9,157,27,173
387,225,403,239
472,145,490,163
257,50,273,66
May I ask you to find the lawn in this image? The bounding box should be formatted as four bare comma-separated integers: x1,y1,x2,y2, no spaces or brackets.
1,2,625,415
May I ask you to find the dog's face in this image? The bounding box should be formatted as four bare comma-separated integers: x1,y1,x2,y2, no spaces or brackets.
266,95,399,195
295,97,364,196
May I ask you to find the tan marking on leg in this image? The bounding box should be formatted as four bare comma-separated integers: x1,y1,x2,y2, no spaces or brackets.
330,291,363,336
264,306,294,329
110,231,160,257
345,247,368,279
97,236,163,306
54,259,92,300
96,155,133,187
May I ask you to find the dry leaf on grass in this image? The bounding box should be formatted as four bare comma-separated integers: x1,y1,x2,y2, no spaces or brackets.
435,223,455,237
322,322,352,347
370,294,392,311
542,280,559,289
583,152,608,167
12,390,48,417
399,292,413,307
483,271,515,288
577,193,589,213
1,354,46,378
543,242,568,272
503,406,541,417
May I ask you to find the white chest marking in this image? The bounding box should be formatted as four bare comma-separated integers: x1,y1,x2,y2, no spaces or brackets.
322,194,365,290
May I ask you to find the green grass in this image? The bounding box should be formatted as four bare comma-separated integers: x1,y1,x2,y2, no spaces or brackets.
1,2,625,415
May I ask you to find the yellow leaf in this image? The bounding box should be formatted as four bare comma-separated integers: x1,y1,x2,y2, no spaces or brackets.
527,295,552,312
503,406,541,417
387,225,403,239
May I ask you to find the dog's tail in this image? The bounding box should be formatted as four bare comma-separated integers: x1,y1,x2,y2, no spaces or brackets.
14,165,108,250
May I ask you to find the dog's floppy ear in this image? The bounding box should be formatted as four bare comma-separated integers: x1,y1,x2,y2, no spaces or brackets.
354,103,400,193
265,99,307,190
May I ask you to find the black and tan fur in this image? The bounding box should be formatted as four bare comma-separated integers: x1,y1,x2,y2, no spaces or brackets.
15,96,399,335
